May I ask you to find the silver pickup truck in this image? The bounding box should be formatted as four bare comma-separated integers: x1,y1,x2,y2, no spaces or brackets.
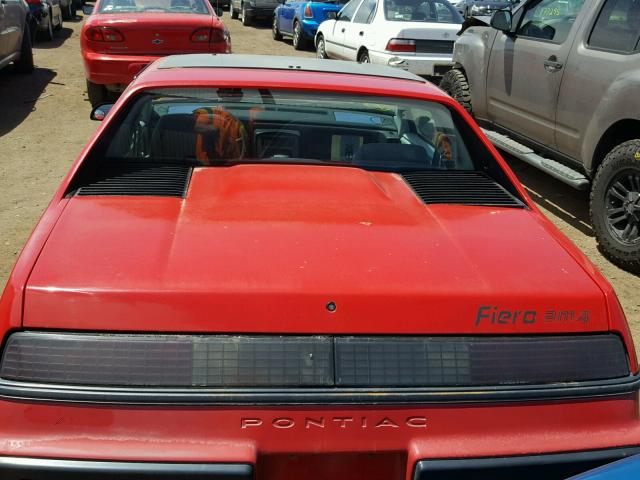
441,0,640,273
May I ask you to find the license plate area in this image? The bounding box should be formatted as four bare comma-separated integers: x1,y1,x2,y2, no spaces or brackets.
257,452,407,480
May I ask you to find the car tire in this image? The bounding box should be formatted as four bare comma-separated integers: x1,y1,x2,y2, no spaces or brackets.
292,20,307,50
358,49,370,63
440,68,473,116
54,8,63,30
62,0,73,20
86,80,108,108
272,15,282,41
241,3,251,26
14,24,35,74
231,6,238,18
42,11,54,41
316,34,328,59
590,139,640,273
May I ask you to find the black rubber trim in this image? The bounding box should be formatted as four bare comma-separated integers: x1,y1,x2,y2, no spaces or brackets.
413,446,640,480
0,457,253,480
0,374,638,405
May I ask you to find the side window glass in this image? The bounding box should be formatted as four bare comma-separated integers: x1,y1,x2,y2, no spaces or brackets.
339,0,363,21
434,1,455,22
588,0,640,53
353,0,377,23
517,0,586,43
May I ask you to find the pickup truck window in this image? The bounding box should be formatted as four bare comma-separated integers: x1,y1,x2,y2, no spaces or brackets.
588,0,640,53
517,0,585,43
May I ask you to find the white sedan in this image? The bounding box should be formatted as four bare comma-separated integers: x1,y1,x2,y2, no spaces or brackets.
315,0,463,81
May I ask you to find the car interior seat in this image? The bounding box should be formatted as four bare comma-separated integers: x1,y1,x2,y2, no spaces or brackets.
352,143,432,170
150,114,198,162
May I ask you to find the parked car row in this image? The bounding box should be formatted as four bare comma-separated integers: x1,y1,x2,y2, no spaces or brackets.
0,0,79,76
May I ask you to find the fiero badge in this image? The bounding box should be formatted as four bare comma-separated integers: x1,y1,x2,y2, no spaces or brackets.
241,416,427,430
475,306,591,326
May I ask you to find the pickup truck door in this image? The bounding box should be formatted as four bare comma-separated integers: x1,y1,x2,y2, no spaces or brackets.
486,0,588,148
329,0,363,59
556,0,640,162
342,0,376,61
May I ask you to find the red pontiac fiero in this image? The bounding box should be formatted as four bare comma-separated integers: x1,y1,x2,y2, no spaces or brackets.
1,55,639,480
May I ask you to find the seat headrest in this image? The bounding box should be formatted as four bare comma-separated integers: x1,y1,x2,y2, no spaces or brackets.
352,143,432,169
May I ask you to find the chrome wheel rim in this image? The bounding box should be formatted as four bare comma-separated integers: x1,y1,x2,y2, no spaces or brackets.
605,169,640,245
317,38,325,58
293,23,300,45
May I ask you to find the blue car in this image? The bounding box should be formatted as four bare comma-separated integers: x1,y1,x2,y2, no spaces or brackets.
272,0,347,50
569,454,640,479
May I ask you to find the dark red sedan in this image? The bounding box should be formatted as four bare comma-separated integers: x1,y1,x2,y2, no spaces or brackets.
81,0,230,106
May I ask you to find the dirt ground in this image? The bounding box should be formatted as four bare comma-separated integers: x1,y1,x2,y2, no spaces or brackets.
1,14,638,350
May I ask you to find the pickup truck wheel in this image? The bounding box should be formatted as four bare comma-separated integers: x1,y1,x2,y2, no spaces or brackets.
272,16,282,40
292,20,307,50
14,24,34,74
440,68,473,116
590,139,640,273
231,6,238,18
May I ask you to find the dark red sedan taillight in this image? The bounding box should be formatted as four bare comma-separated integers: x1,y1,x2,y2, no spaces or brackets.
190,27,212,42
191,27,228,52
386,38,416,53
85,26,125,42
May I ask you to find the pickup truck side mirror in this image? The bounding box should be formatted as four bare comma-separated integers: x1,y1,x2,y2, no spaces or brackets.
490,9,512,32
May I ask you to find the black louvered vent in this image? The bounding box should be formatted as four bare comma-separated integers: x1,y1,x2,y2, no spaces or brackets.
402,171,523,207
76,162,191,197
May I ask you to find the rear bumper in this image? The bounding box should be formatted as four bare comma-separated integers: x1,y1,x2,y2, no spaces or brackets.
1,394,640,479
82,51,162,88
0,458,252,480
368,50,454,77
244,5,276,18
2,448,640,480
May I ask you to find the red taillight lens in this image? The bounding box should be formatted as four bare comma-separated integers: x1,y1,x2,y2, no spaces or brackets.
304,5,313,18
85,26,125,42
385,38,416,53
190,27,211,42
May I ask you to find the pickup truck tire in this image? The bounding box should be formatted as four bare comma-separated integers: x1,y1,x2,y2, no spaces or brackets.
231,7,238,19
440,68,472,116
590,140,640,273
14,25,34,74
